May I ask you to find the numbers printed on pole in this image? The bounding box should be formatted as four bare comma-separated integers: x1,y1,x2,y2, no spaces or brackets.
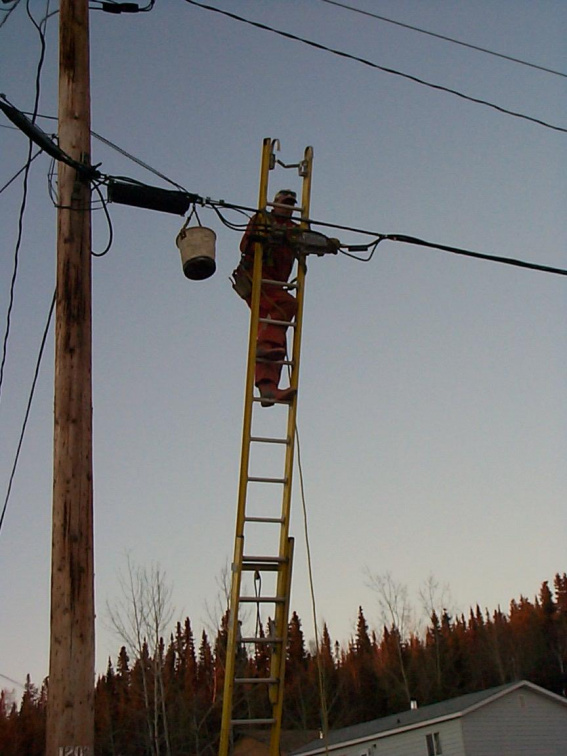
59,747,93,756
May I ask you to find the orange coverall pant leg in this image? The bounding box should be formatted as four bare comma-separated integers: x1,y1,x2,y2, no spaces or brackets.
254,286,298,387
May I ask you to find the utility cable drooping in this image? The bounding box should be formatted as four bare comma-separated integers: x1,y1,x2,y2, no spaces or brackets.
318,0,567,79
182,0,567,135
2,103,564,278
0,291,56,537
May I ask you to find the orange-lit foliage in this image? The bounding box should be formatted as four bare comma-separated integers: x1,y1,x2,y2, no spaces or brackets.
3,573,566,755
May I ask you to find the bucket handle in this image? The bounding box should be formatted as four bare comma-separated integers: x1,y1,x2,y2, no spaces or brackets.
180,204,203,233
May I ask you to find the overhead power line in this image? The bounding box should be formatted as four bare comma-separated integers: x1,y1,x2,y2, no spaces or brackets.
0,291,55,538
319,0,567,79
2,106,563,278
378,234,567,277
211,200,567,277
182,0,567,135
0,672,26,690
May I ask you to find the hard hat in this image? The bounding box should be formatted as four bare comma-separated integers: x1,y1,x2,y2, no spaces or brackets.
274,189,297,205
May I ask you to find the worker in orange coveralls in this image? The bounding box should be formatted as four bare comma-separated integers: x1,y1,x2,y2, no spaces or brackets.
237,189,299,407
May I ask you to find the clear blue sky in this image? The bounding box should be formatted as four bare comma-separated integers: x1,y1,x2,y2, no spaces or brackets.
1,0,566,696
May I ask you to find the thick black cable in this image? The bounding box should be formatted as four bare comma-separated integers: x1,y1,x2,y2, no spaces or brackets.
91,182,115,257
90,0,155,12
207,199,567,277
6,114,562,278
0,290,56,537
319,0,567,79
182,0,567,135
382,234,567,277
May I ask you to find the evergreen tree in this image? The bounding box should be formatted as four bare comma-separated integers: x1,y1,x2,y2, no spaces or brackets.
552,573,567,694
284,611,313,728
4,572,567,753
13,676,45,756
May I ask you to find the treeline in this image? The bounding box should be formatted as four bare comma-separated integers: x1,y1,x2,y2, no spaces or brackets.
1,573,566,756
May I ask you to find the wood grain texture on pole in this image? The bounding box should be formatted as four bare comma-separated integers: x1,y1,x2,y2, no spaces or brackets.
47,1,95,755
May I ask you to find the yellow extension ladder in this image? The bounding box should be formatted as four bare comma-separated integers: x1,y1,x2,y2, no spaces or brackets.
219,139,313,756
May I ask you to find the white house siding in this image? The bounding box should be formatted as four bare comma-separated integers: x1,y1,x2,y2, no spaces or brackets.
330,719,466,756
461,688,567,756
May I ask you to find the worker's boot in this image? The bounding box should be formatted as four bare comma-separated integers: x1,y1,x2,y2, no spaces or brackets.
275,386,296,404
257,382,296,408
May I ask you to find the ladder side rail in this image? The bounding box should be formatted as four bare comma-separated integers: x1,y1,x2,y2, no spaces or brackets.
219,137,274,756
275,143,313,557
268,146,314,756
219,535,244,754
268,537,295,756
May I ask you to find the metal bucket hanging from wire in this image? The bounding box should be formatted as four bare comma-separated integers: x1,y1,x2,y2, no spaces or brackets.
176,207,216,280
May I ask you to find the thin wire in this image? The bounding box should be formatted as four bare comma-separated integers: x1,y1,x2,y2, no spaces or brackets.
0,290,56,537
182,0,567,135
91,129,188,191
0,672,26,690
319,0,567,79
1,0,49,404
19,112,189,192
211,204,252,231
253,571,263,638
0,0,21,30
0,148,35,405
295,424,330,744
0,148,43,194
26,0,48,108
91,183,115,257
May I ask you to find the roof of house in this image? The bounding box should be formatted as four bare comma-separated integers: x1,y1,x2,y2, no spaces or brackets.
292,681,567,755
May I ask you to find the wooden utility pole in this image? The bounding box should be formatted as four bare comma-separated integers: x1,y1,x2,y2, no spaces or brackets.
46,1,95,755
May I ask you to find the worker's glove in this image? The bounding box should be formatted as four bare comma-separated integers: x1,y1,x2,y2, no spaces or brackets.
230,264,252,300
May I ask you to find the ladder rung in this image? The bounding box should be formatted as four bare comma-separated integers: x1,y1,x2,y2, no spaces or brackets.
255,356,294,366
242,562,284,572
258,317,296,328
235,677,278,685
231,718,277,726
250,435,289,445
243,555,287,565
239,595,286,604
248,475,287,484
244,515,284,524
240,636,283,645
252,396,294,406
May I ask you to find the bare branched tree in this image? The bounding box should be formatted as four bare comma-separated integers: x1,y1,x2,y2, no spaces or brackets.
106,555,174,756
418,573,455,624
418,573,455,690
366,570,413,705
